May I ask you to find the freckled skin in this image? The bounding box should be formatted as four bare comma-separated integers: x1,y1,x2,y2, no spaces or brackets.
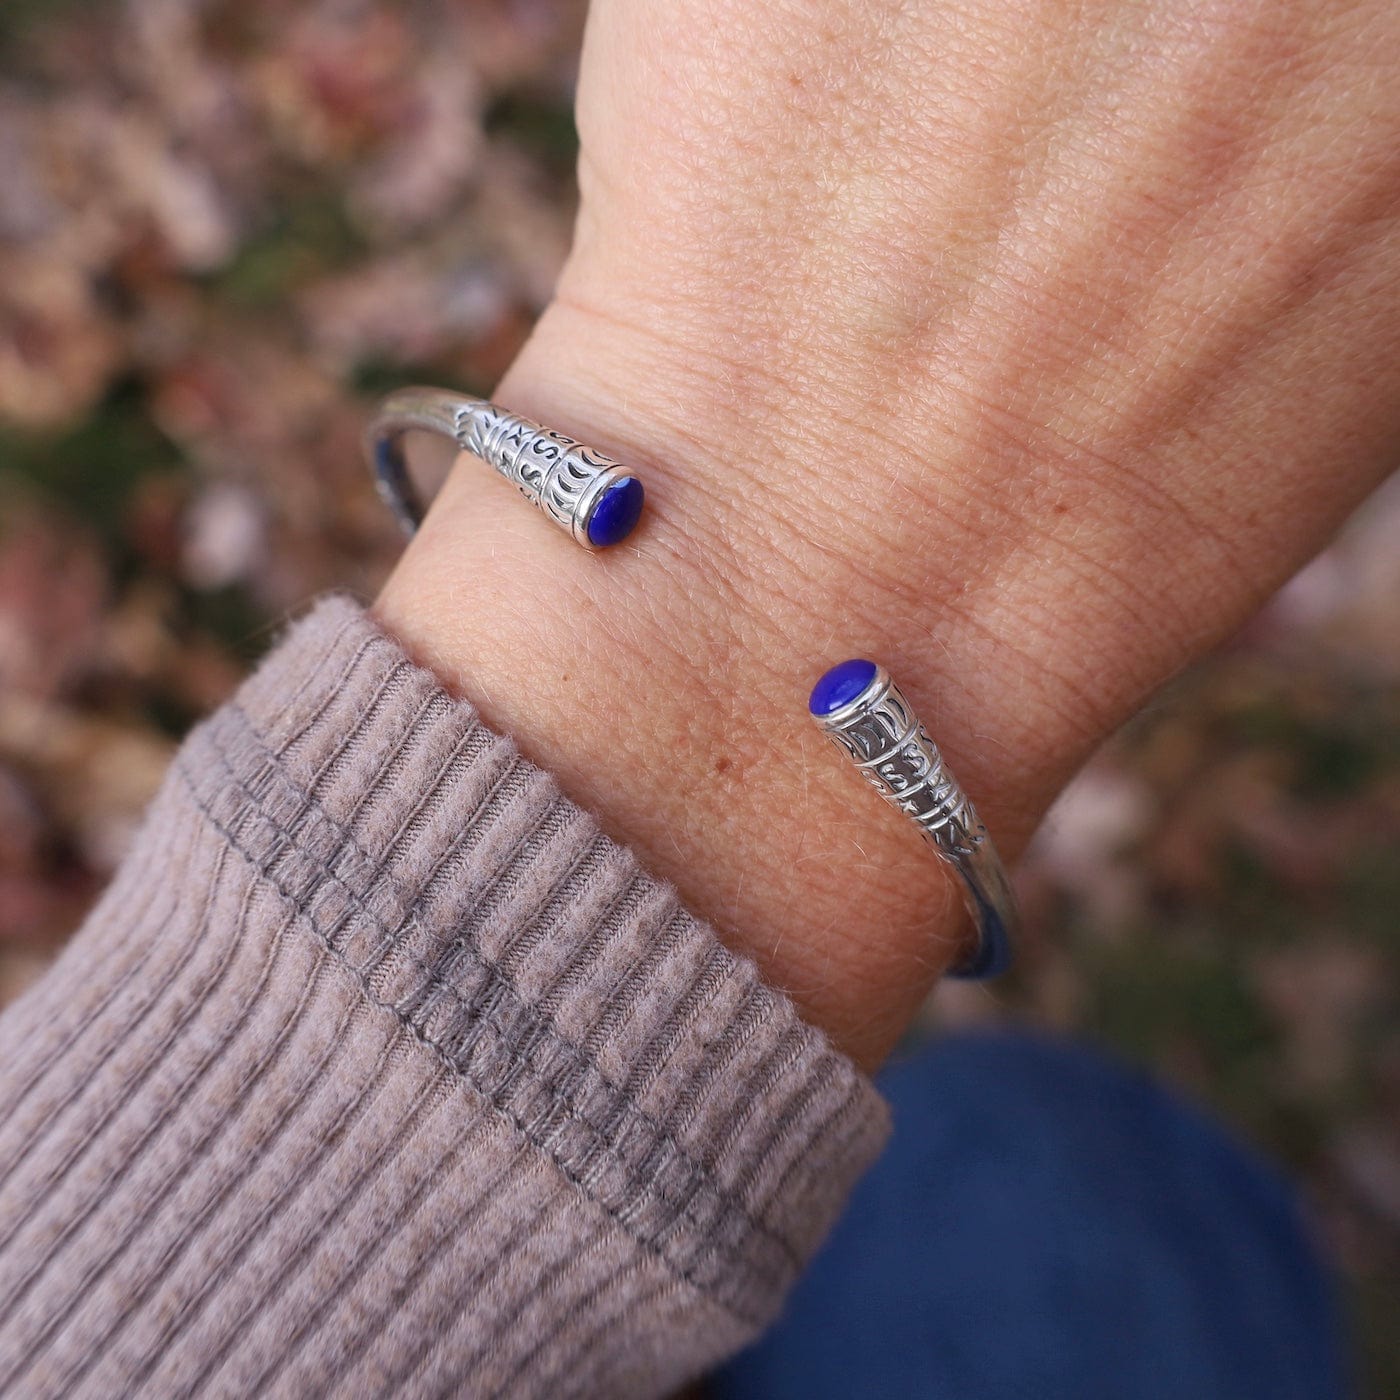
378,0,1400,1068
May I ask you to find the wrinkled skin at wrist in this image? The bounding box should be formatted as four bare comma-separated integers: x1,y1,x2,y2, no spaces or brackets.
378,0,1400,1068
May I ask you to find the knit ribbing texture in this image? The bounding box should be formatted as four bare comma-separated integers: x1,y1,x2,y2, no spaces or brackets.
0,596,889,1398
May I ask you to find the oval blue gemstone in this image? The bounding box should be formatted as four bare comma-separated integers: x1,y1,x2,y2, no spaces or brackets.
585,477,645,547
809,658,878,717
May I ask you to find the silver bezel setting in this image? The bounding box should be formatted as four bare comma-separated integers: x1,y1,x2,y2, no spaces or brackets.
571,465,634,550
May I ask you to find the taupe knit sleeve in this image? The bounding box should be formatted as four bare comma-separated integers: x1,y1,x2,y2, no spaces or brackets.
0,596,889,1398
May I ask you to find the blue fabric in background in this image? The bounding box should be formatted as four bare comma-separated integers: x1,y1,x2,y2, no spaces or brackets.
712,1032,1348,1400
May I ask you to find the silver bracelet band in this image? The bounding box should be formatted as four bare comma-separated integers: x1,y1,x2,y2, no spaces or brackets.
810,659,1017,979
365,388,1016,979
365,387,645,549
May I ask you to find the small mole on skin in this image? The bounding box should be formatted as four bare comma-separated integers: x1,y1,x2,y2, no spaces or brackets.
714,756,732,774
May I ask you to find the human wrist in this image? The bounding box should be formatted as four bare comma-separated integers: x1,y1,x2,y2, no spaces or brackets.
372,302,1066,1067
370,238,1384,1068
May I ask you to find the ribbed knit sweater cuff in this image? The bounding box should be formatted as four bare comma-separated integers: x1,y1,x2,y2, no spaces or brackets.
0,594,889,1398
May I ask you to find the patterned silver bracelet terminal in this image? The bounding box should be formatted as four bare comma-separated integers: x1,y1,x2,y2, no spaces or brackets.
809,659,1017,979
364,386,645,549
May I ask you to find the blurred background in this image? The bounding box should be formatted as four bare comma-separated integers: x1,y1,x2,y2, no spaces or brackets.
0,1,1397,1392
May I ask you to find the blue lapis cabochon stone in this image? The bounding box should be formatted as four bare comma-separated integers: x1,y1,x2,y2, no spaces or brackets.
809,658,878,717
585,476,645,547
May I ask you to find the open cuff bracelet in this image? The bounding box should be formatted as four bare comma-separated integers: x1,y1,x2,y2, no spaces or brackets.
365,387,1016,980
